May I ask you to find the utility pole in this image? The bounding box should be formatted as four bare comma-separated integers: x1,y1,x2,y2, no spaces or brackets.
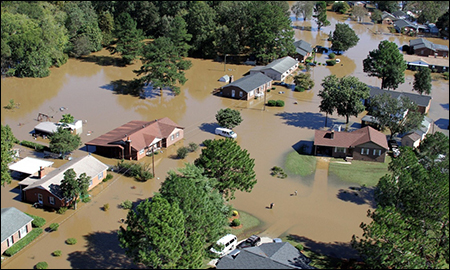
224,54,229,72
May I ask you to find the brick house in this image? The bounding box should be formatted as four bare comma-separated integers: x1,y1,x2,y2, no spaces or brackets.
85,117,184,160
221,73,273,101
1,207,34,254
409,38,449,57
21,155,108,209
313,126,389,162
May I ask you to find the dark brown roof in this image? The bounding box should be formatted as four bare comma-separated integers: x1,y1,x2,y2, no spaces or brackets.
85,117,183,151
314,126,388,149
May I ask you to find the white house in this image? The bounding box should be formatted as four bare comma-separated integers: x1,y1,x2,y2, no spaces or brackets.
249,56,299,82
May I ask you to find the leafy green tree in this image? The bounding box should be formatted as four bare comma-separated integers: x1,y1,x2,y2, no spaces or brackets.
1,125,18,186
215,108,243,129
60,114,74,124
373,1,399,13
363,40,407,90
330,23,360,53
318,75,370,124
248,2,295,64
313,1,330,30
194,139,257,200
368,93,424,139
166,15,192,57
293,73,315,91
352,146,449,269
436,10,449,38
184,1,217,57
134,37,192,96
413,67,432,95
416,132,449,170
49,127,81,158
332,1,350,14
118,195,185,269
108,12,144,65
352,5,368,22
97,11,115,46
291,1,315,21
60,169,90,210
370,9,383,23
415,1,449,24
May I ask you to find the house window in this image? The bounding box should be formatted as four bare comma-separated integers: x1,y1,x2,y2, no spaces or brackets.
89,179,93,186
171,135,174,141
373,149,382,156
176,132,179,138
335,147,346,153
239,91,243,97
361,148,369,155
98,171,104,180
139,149,145,155
7,235,14,247
19,225,28,239
49,196,55,205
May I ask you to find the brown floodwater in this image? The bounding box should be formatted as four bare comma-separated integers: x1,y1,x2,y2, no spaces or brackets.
1,5,448,268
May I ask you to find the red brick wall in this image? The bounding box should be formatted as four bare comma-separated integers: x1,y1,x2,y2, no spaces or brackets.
24,188,66,209
1,222,33,254
222,86,250,100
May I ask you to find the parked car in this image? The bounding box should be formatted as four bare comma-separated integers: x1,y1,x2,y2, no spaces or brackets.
335,59,341,63
210,234,238,257
215,127,237,139
236,235,261,249
273,238,282,243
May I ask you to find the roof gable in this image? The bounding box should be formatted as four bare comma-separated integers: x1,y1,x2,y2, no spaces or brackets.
1,207,34,242
264,56,299,74
223,73,273,93
293,40,313,56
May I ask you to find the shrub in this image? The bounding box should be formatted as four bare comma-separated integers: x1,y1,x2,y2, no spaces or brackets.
443,72,449,80
295,244,304,251
329,52,335,59
271,87,275,90
232,210,239,216
49,223,59,231
275,100,285,107
177,146,189,159
20,140,46,152
57,207,68,215
26,214,46,228
52,250,62,257
35,261,48,269
66,238,77,245
116,160,153,181
120,200,133,209
3,228,43,256
294,86,305,92
188,142,199,152
103,203,109,211
231,219,241,227
267,100,277,106
81,196,91,203
326,60,337,66
103,173,113,182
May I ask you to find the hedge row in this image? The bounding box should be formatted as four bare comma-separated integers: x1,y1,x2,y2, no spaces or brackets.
25,213,46,228
4,228,43,256
267,100,285,107
20,140,47,152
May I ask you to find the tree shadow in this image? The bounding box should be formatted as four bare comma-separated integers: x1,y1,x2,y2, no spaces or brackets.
434,118,449,130
79,55,127,67
336,186,377,208
440,103,449,111
286,234,360,260
66,231,146,269
199,122,220,135
275,112,334,129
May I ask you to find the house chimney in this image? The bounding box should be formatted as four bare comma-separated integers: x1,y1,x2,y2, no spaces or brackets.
38,166,46,179
126,136,132,160
330,130,334,139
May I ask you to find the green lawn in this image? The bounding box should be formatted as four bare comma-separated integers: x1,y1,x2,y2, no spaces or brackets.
284,151,317,177
229,210,262,238
328,155,392,186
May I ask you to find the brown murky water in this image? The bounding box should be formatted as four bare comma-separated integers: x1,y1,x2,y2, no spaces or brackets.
1,5,448,268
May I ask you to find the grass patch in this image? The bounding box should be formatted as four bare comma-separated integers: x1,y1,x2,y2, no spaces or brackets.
328,156,391,186
229,210,261,238
284,152,317,177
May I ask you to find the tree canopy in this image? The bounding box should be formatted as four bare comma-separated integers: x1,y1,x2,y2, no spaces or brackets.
367,93,424,139
363,40,407,90
1,124,18,186
291,1,315,21
313,2,330,30
330,23,360,53
413,67,432,95
49,127,82,158
194,138,257,200
215,108,243,129
436,10,449,38
60,169,90,209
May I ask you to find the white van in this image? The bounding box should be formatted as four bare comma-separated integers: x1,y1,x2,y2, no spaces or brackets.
215,127,237,139
210,234,238,257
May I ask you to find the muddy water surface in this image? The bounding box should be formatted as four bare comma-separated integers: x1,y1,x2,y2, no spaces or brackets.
2,5,449,269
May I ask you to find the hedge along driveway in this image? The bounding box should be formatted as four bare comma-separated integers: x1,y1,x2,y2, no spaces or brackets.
4,228,43,256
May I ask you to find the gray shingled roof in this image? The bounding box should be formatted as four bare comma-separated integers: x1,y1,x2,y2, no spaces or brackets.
394,19,415,29
216,242,315,269
369,87,432,107
23,155,109,199
263,56,299,74
293,40,313,57
223,73,273,93
1,207,34,242
409,38,449,52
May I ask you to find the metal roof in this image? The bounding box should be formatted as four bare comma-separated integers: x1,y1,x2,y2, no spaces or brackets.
263,56,299,75
223,73,273,93
8,157,54,175
1,207,34,242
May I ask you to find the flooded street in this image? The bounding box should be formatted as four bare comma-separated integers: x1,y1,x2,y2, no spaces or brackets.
1,4,448,268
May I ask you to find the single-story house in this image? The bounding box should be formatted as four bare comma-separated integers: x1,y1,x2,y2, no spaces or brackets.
394,19,419,34
366,87,432,115
216,241,315,269
409,38,449,57
1,207,34,254
392,10,409,20
293,40,313,62
249,56,299,82
401,116,433,148
22,154,108,209
403,54,449,73
381,11,396,25
314,126,389,162
85,117,184,160
34,120,83,136
221,73,273,101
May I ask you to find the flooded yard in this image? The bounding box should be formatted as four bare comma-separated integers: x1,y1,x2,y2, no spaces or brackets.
1,4,448,269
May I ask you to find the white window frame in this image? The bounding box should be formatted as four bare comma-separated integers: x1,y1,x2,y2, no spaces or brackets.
139,149,145,155
373,149,382,156
49,196,55,205
361,148,369,155
176,132,179,138
89,179,93,186
98,171,104,180
335,147,346,153
171,135,174,141
7,235,14,247
19,225,28,239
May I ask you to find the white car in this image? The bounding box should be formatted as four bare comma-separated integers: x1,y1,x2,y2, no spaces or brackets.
215,127,237,139
210,234,238,257
335,59,341,63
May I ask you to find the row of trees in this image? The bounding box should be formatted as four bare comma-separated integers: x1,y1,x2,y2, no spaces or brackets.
119,137,257,268
352,132,449,268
